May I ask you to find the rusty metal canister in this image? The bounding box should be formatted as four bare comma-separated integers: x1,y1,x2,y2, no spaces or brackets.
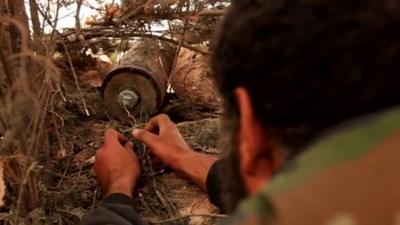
101,39,175,122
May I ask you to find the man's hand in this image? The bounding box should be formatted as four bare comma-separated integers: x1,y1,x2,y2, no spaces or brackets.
132,114,219,190
131,114,191,169
95,129,141,198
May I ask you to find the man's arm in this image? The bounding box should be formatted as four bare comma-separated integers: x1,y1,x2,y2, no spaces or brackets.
81,129,143,225
206,159,228,212
132,114,227,211
132,114,219,191
81,193,146,225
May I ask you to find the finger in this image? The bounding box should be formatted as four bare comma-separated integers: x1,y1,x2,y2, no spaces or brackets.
124,141,139,158
144,116,161,132
104,128,127,145
124,141,133,152
144,114,172,132
132,129,164,154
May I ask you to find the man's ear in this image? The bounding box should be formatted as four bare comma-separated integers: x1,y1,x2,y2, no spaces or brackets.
234,87,273,195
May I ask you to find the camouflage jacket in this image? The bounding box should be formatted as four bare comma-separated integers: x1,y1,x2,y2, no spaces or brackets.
228,107,400,225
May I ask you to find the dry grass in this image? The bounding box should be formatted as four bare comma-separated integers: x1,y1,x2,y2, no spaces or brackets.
0,16,70,225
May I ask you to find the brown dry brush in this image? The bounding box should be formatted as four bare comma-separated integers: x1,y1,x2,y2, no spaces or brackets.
0,0,93,223
62,0,228,55
0,6,63,225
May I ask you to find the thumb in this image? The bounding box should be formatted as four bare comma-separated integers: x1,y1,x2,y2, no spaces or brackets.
132,129,162,153
124,141,133,151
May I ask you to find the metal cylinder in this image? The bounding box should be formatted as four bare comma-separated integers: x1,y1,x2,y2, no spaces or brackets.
101,39,176,122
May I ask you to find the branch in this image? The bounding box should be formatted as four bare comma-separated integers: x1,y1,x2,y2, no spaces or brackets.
130,33,209,55
146,213,228,224
75,0,83,31
116,6,225,25
60,28,209,55
0,45,13,86
29,0,42,40
62,42,90,116
33,0,61,35
117,5,145,25
197,9,226,17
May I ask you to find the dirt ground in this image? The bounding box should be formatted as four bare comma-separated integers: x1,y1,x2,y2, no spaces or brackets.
26,78,225,225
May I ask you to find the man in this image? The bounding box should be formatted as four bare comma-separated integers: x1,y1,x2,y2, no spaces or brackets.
82,0,400,224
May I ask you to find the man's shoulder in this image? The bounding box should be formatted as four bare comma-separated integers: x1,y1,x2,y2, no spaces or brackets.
265,106,400,197
234,107,400,225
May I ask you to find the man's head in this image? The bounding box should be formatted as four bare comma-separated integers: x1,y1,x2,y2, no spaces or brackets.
212,0,400,210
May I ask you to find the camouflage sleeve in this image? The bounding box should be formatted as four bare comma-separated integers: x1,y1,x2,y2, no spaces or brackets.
206,159,227,212
215,192,277,225
80,193,147,225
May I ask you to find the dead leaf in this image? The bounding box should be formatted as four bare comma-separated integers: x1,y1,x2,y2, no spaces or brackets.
80,70,103,87
57,148,68,159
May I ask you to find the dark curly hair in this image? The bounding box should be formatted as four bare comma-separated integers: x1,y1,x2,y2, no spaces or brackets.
211,0,400,153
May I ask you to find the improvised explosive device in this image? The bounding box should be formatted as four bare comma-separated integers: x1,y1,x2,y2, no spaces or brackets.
101,40,175,123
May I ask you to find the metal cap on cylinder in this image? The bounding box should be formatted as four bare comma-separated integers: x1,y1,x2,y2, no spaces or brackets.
118,89,139,109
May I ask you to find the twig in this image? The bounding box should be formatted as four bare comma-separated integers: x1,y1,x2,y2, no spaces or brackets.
32,0,62,38
52,0,61,39
75,0,83,32
56,157,72,188
62,42,90,116
197,9,225,17
146,213,228,224
0,45,13,86
155,189,168,208
151,178,183,225
132,33,209,55
51,113,64,154
48,110,65,128
60,29,209,55
132,33,208,55
14,160,39,225
117,5,225,24
167,18,187,84
42,168,69,179
138,192,153,213
48,86,65,156
65,165,83,194
117,5,145,25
